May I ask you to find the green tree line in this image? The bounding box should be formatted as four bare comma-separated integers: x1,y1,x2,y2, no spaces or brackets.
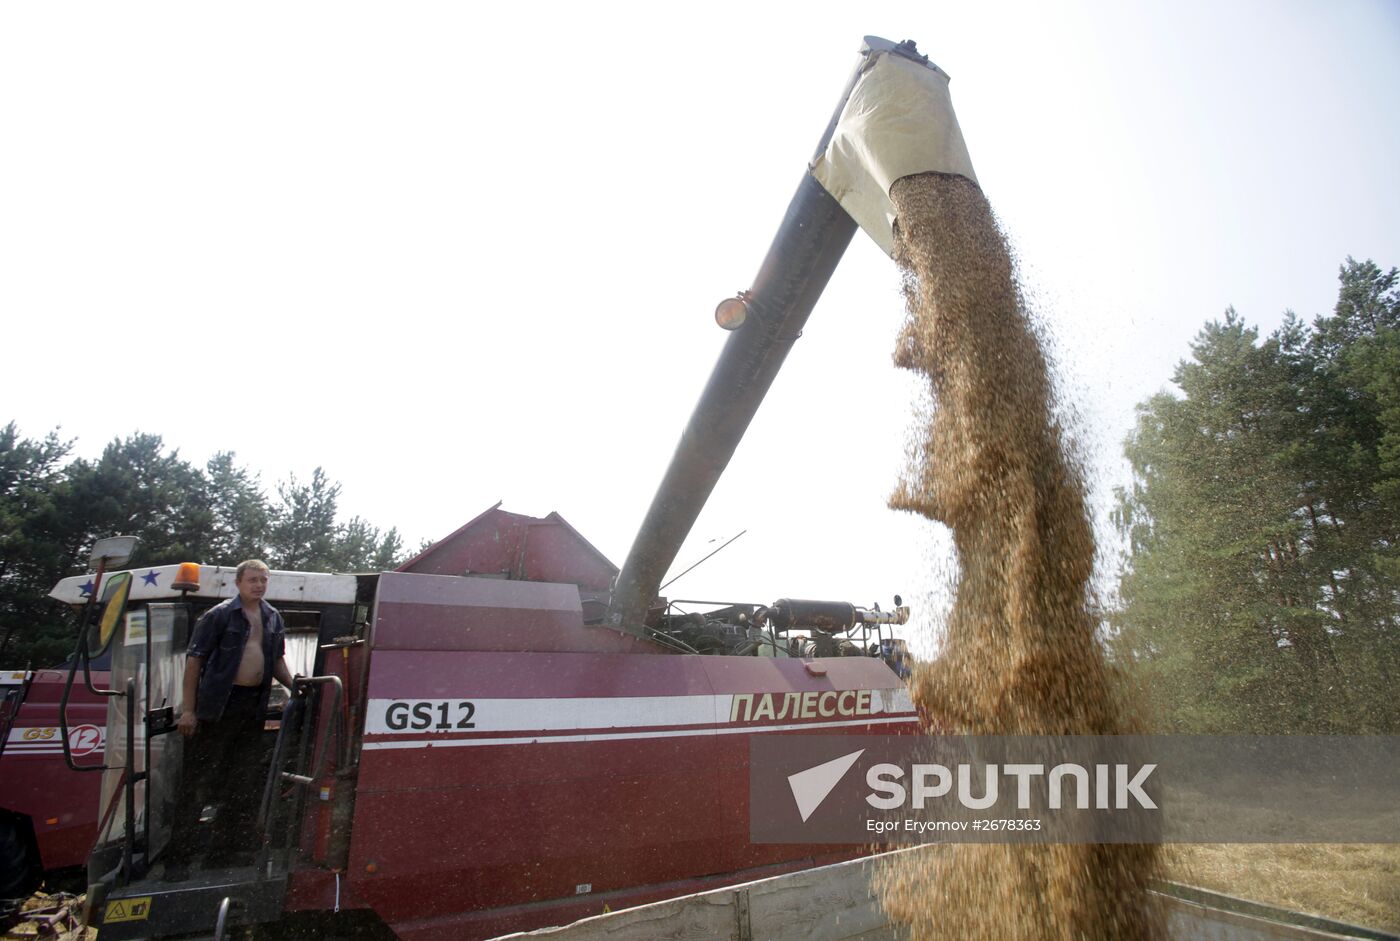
1113,258,1400,733
0,429,407,666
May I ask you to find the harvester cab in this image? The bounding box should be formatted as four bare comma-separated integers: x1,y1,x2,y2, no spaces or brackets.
48,559,361,937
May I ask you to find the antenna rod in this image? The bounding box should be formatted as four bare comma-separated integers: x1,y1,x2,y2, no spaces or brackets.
659,530,748,593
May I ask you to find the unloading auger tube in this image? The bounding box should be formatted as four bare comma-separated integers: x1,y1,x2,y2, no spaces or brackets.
607,35,979,636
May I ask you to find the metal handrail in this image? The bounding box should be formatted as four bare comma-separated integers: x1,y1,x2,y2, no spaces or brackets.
212,896,235,941
58,592,120,773
254,674,344,851
121,676,136,881
255,696,302,840
281,675,343,788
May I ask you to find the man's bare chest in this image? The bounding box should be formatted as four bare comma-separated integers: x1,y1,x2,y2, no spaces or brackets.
236,607,266,683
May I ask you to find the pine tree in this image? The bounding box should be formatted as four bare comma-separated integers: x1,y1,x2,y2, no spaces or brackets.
0,430,409,665
267,468,342,571
0,423,76,664
204,452,271,565
1114,261,1400,733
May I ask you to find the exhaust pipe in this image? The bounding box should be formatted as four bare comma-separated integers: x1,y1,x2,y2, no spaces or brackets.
608,37,977,636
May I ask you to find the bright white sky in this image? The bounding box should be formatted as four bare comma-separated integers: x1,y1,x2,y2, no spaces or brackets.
3,2,1397,654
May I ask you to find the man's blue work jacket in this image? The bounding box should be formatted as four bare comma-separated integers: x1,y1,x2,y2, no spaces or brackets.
187,596,286,722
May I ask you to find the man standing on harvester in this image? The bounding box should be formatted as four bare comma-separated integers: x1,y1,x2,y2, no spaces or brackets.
166,559,294,877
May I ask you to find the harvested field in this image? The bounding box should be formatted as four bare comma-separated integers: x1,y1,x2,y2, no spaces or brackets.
1168,843,1400,934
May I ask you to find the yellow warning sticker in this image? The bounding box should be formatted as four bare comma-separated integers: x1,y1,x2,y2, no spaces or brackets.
105,896,152,923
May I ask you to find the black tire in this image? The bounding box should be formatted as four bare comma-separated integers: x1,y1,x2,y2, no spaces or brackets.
0,810,42,901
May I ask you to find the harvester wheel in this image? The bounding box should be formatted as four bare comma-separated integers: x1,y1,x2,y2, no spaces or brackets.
0,810,42,901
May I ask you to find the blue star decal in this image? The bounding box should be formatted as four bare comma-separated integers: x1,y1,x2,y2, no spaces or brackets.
79,580,95,597
142,570,160,586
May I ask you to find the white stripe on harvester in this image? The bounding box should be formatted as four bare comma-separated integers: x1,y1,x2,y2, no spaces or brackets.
4,745,65,753
360,715,917,750
364,689,915,736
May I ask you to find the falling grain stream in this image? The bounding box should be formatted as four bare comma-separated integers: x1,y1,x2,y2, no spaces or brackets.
874,172,1164,940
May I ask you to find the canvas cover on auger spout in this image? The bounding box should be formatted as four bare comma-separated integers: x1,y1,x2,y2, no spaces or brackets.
811,40,978,257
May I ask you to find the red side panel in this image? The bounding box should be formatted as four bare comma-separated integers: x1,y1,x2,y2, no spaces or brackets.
370,572,660,655
0,671,107,870
337,573,918,939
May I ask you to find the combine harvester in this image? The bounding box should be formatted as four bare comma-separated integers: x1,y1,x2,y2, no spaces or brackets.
47,34,941,941
30,34,1389,941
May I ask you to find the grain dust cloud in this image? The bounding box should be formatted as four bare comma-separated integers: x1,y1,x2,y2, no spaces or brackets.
874,172,1164,940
